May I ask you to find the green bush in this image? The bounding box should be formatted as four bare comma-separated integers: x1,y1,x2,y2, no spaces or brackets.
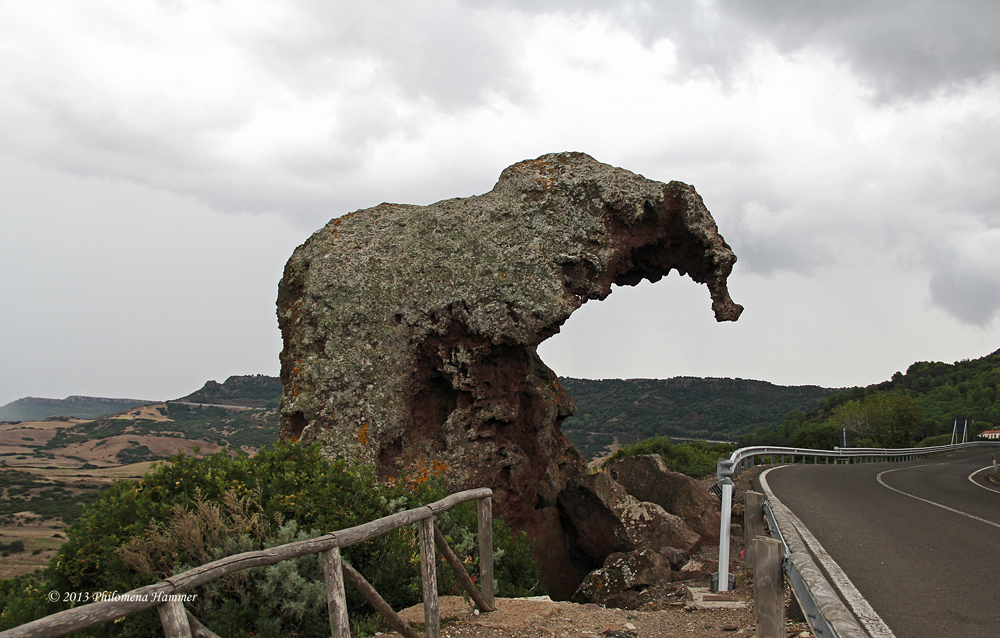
604,436,736,478
917,433,954,447
0,443,540,637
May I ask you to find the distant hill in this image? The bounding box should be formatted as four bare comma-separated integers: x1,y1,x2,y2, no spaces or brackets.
0,376,284,471
558,376,837,459
1,401,279,470
177,375,282,408
0,396,156,423
741,347,1000,448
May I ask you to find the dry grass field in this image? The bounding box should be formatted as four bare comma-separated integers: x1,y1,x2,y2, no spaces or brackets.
1,402,275,579
0,462,155,578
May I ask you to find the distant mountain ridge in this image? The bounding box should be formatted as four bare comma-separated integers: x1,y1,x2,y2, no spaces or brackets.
558,376,839,458
0,374,284,423
0,396,156,422
177,374,282,408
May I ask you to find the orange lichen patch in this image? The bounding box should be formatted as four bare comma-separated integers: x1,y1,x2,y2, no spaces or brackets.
518,157,558,190
389,458,450,489
357,423,370,446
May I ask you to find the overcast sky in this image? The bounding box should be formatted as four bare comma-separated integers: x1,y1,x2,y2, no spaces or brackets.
2,0,999,406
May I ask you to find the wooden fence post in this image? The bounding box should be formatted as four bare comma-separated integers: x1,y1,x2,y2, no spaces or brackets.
418,517,441,638
341,562,421,638
321,546,351,638
744,491,765,567
157,600,193,638
477,496,494,608
184,611,223,638
432,523,494,612
753,536,785,638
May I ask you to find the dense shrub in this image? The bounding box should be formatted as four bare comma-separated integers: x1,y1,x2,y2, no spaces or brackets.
0,443,540,637
604,436,736,478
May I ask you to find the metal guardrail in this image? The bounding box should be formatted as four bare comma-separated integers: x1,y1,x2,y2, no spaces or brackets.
763,500,867,638
713,440,1000,635
727,441,1000,478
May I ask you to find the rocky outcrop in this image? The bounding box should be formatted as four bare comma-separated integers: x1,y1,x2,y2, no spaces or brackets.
608,454,722,538
178,375,282,408
276,151,741,596
559,472,700,562
572,549,674,605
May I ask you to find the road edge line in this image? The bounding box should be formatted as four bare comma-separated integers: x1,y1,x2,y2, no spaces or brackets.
760,467,896,638
968,466,1000,494
877,467,1000,529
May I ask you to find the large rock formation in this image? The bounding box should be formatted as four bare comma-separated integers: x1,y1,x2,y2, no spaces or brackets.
608,454,722,539
276,151,741,594
558,472,700,582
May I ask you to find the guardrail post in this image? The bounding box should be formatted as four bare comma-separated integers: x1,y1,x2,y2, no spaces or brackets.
744,491,765,567
753,536,785,638
418,517,441,638
714,459,735,592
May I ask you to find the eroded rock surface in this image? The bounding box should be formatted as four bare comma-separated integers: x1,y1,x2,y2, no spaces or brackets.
572,549,674,605
276,151,741,595
558,472,700,563
609,454,722,538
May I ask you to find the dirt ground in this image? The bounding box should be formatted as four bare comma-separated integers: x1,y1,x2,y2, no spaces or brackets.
381,466,812,638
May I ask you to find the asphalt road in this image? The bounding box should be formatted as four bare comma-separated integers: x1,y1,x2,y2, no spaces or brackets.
763,450,1000,638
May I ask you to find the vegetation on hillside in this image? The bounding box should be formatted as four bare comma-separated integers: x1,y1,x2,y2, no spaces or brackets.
603,436,737,479
0,397,156,423
559,376,835,458
26,404,278,465
0,443,540,637
0,469,103,523
163,403,278,450
740,349,1000,449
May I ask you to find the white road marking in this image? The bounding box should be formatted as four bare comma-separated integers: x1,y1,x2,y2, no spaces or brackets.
760,467,897,638
877,465,1000,529
967,466,1000,494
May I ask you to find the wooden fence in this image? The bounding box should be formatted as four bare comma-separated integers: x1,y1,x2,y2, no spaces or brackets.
0,488,496,638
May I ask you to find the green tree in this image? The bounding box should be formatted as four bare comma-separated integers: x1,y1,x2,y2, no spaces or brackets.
828,392,923,448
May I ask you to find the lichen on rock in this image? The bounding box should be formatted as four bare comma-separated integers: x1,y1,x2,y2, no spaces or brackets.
276,151,741,593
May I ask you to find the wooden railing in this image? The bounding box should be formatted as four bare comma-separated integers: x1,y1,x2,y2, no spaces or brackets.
0,488,495,638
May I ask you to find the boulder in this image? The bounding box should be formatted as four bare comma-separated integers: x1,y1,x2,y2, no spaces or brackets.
660,547,690,570
674,557,708,581
275,151,741,597
558,472,700,566
572,549,674,605
608,454,722,538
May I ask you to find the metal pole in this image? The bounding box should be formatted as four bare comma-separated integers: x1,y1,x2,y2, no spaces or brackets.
714,459,735,592
718,481,733,591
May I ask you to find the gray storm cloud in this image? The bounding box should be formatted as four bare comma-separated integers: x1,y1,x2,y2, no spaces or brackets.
477,0,1000,99
930,268,1000,326
1,0,999,405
